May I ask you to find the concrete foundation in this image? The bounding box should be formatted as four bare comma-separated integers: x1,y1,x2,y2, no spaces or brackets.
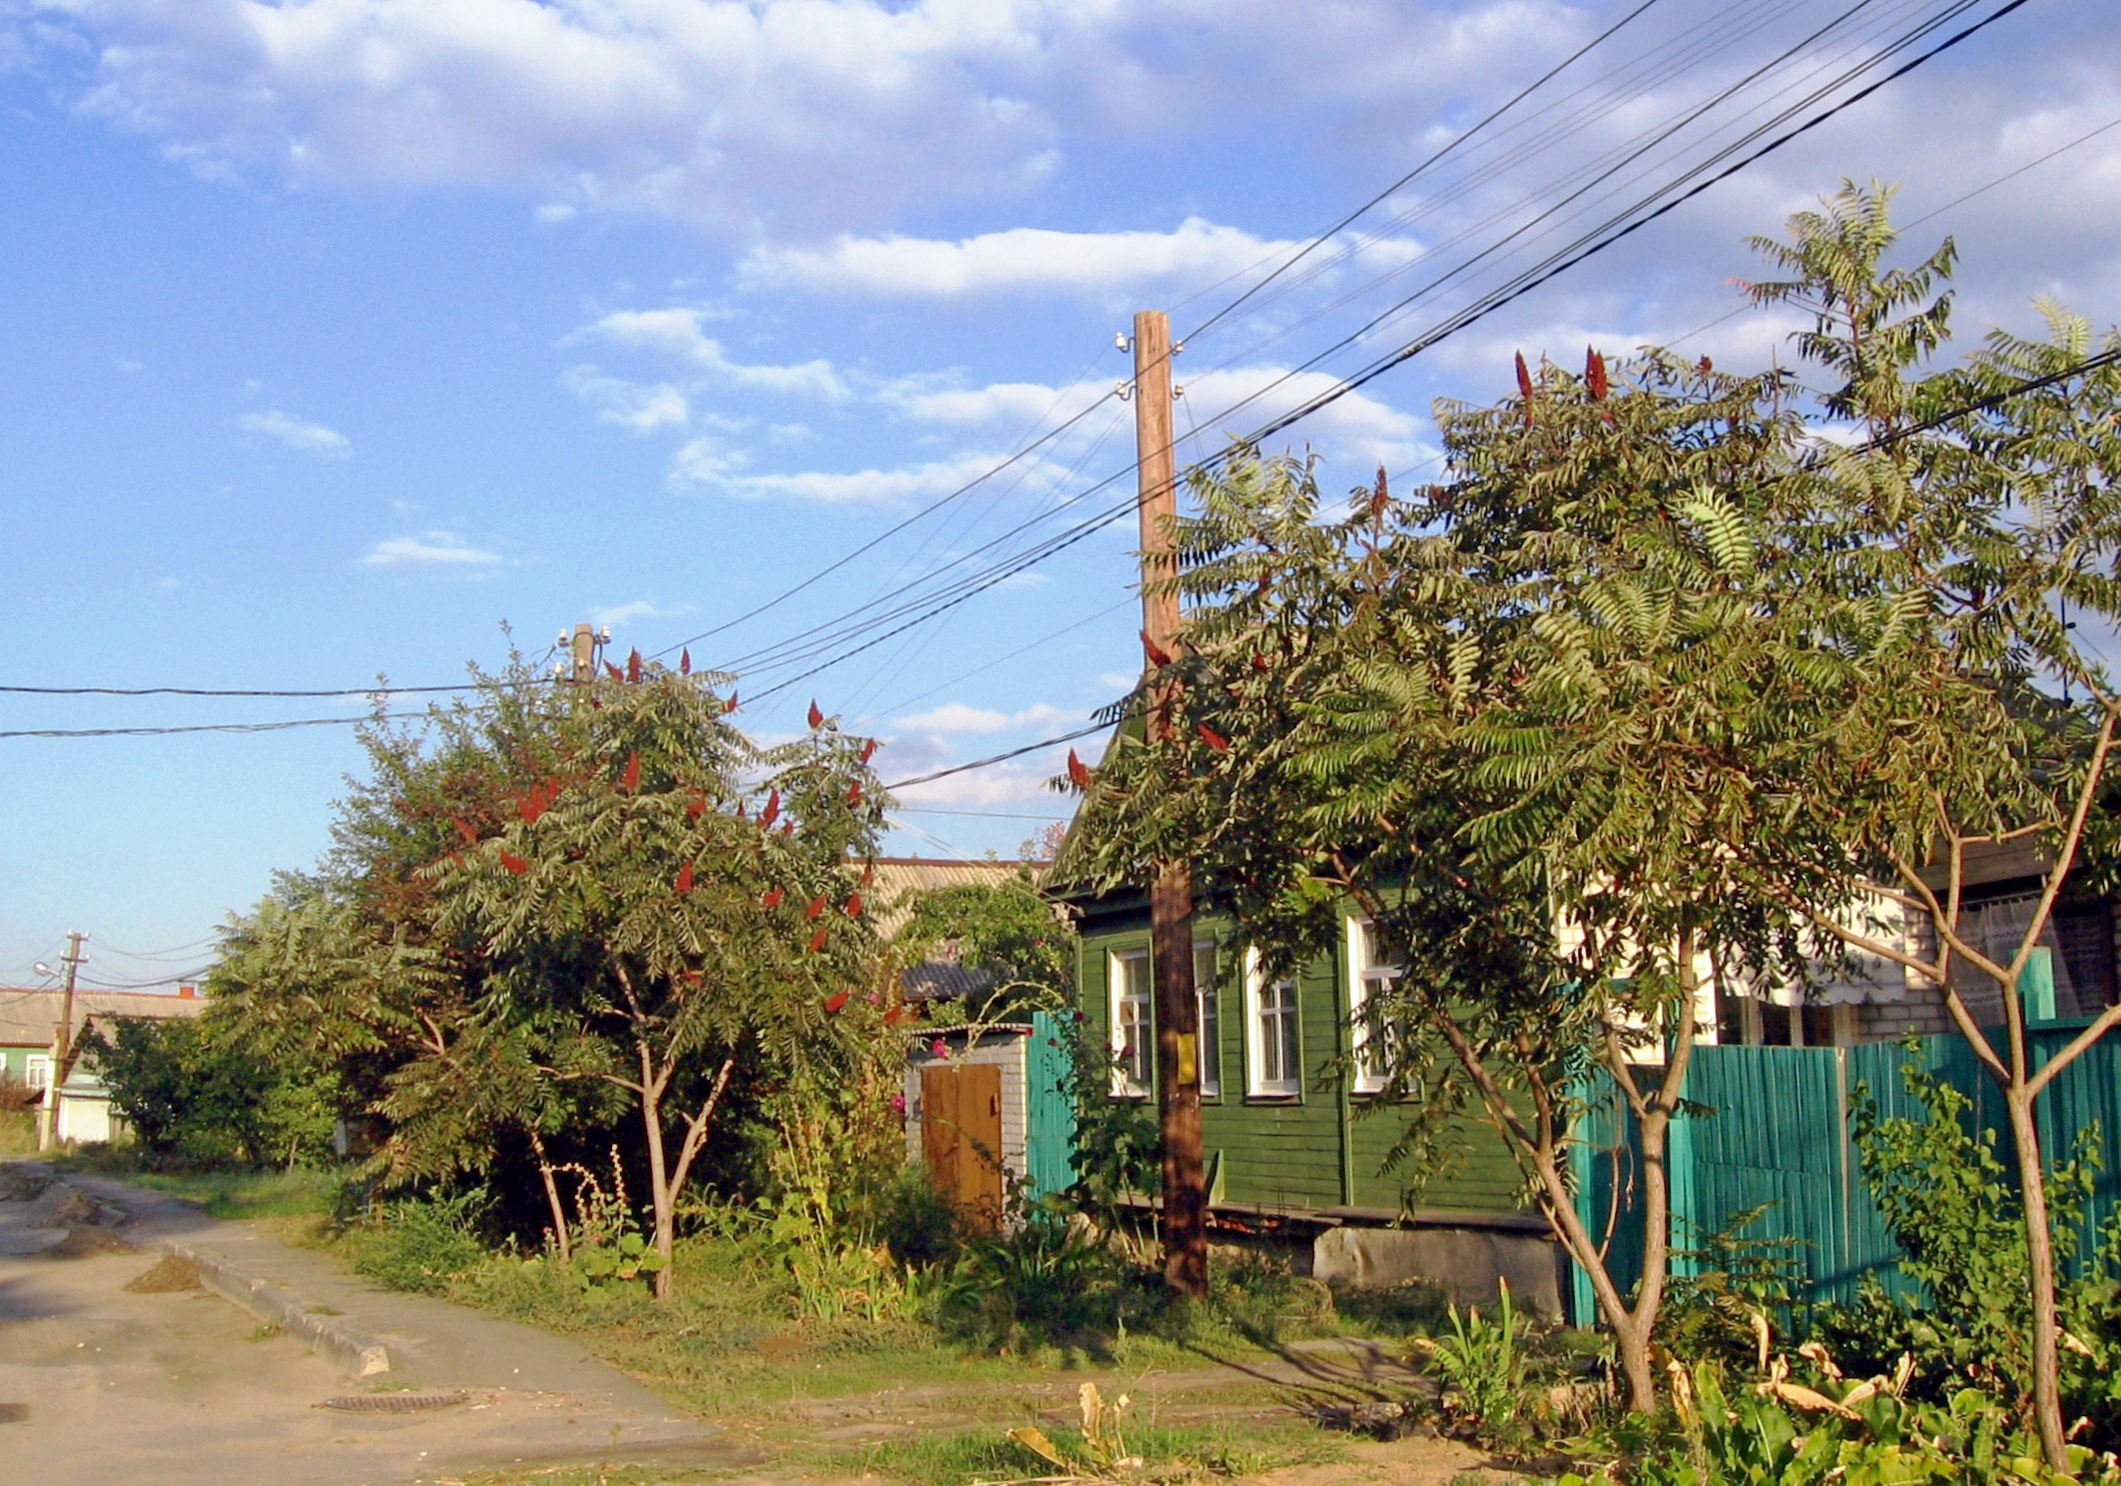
1308,1223,1564,1318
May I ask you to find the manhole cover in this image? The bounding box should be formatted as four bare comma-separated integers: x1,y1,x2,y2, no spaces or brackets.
317,1392,467,1414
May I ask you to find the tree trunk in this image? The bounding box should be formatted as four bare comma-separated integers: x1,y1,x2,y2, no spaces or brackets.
530,1129,571,1262
1423,992,1661,1414
2006,1086,2070,1467
1150,859,1208,1298
640,1081,676,1301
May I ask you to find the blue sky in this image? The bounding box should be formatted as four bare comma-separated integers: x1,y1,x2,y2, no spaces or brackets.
2,0,2118,989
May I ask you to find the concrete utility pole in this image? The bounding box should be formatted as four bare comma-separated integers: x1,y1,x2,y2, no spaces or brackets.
1132,308,1209,1298
35,931,86,1151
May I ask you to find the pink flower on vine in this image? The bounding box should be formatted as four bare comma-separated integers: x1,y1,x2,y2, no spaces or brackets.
930,1038,949,1058
889,1092,907,1115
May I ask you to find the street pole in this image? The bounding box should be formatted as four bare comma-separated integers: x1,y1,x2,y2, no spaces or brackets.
1132,308,1208,1298
36,931,85,1151
570,622,598,684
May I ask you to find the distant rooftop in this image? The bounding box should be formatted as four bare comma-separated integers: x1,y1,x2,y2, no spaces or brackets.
0,986,206,1047
868,857,1028,938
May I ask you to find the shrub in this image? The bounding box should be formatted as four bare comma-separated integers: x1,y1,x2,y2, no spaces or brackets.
351,1189,491,1295
1657,1201,1808,1368
936,1212,1141,1349
874,1165,963,1271
1565,1354,2121,1486
1811,1053,2121,1441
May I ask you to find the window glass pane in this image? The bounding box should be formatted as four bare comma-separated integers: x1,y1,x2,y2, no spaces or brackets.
1348,918,1402,1090
1244,948,1299,1096
1194,940,1220,1096
1110,950,1151,1097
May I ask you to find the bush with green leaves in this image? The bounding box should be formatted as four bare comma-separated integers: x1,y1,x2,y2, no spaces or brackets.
1810,1054,2121,1443
1657,1201,1809,1369
350,1189,492,1296
1566,1358,2121,1486
85,1013,341,1168
1416,1280,1532,1445
935,1211,1150,1350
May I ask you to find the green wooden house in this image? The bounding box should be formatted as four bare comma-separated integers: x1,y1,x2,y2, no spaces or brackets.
1068,884,1564,1311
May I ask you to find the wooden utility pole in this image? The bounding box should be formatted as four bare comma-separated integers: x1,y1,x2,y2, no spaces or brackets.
35,931,86,1151
1132,308,1208,1298
570,622,599,684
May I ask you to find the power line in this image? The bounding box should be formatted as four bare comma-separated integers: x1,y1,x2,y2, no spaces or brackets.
0,713,431,739
706,1,1993,700
882,721,1108,792
1905,111,2121,228
1183,0,1669,344
892,806,1072,822
0,682,474,699
648,383,1122,661
650,0,1677,675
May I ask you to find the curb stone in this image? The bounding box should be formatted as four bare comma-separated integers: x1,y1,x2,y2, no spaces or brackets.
158,1236,392,1378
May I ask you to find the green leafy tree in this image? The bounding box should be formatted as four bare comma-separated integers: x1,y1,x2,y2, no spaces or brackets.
1064,185,2121,1442
895,869,1075,1014
1063,347,1810,1410
425,664,888,1297
1714,183,2121,1463
85,1013,340,1167
211,652,895,1298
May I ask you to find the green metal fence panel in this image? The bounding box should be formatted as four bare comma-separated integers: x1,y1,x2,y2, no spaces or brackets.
1024,1011,1077,1202
1570,1072,1645,1326
1569,997,2121,1322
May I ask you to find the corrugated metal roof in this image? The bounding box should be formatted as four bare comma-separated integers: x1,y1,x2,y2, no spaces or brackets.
0,988,207,1047
899,960,995,1002
869,857,1025,937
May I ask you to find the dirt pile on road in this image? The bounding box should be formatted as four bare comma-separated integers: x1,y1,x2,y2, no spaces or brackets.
0,1167,51,1201
125,1254,204,1293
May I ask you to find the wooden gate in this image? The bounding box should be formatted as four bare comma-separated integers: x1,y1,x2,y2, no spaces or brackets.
921,1062,1005,1230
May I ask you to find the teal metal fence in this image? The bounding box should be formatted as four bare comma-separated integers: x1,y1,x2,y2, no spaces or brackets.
1569,998,2121,1324
1024,1010,1078,1201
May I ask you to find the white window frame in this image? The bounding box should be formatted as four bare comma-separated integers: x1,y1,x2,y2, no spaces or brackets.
23,1053,52,1092
1109,947,1152,1099
1346,916,1404,1096
1193,937,1222,1100
1244,947,1301,1098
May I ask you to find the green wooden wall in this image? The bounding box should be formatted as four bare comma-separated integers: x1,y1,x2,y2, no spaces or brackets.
1076,912,1527,1219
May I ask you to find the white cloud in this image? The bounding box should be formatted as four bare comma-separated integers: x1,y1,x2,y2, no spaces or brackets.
236,408,350,458
360,531,502,569
14,2,1558,240
894,701,1072,734
670,434,746,487
704,451,1005,507
578,308,846,400
742,217,1424,302
560,366,690,432
877,374,1107,428
1177,365,1431,476
592,598,695,629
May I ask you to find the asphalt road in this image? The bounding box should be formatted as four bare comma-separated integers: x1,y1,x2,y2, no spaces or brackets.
0,1166,755,1486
